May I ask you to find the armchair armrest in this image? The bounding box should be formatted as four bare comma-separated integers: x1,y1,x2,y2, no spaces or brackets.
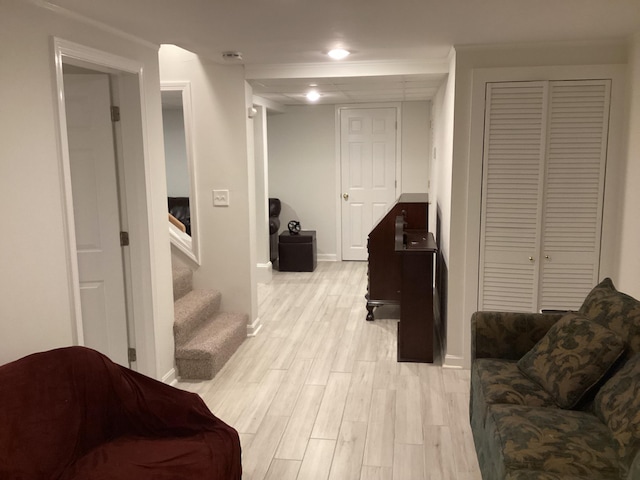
471,311,566,361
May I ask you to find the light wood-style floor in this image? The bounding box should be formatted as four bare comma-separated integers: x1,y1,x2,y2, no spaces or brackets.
176,261,482,480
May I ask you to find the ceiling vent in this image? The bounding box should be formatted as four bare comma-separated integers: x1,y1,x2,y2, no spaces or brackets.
222,51,243,62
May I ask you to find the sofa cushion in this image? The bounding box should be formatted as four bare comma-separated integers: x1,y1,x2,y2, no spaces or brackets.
485,404,620,478
594,353,640,476
580,277,640,357
517,313,625,408
505,471,603,480
471,359,556,429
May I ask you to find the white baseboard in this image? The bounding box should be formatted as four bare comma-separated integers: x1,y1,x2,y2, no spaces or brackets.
443,354,465,369
318,254,338,262
247,316,262,337
256,262,273,283
162,367,178,386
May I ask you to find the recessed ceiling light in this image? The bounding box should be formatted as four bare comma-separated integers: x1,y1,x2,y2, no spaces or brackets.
328,48,350,60
306,91,321,102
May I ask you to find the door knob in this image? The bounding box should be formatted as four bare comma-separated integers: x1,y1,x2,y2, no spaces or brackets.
529,256,534,262
343,193,349,200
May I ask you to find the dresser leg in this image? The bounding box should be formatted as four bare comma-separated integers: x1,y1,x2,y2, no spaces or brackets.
366,303,375,321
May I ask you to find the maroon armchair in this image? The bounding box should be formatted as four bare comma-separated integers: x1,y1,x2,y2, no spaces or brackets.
0,346,241,480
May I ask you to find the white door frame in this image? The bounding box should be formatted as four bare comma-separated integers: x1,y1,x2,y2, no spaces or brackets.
53,37,157,375
334,103,402,261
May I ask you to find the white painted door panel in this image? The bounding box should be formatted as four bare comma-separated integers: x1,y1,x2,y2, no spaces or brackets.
341,107,397,261
65,74,129,366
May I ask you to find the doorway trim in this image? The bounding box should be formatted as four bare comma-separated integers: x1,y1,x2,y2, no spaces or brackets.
53,37,156,375
334,103,402,261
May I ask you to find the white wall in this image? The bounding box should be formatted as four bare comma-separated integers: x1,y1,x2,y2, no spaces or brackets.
446,40,629,368
401,101,431,194
268,101,432,259
0,1,174,379
162,107,190,197
430,54,456,262
158,46,256,325
618,33,640,299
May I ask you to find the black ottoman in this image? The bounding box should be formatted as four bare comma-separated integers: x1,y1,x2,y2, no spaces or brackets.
278,230,317,272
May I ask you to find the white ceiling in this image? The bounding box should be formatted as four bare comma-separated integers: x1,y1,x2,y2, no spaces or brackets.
46,0,640,104
250,74,447,105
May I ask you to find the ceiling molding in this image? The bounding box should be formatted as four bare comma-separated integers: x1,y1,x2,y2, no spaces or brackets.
453,37,628,54
33,0,158,50
252,95,287,113
245,59,450,80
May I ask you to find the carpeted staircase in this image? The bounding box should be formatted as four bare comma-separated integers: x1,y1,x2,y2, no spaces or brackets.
172,262,248,380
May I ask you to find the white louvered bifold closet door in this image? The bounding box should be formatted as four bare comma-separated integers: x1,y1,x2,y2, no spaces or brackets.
479,82,547,312
479,79,611,313
539,80,611,310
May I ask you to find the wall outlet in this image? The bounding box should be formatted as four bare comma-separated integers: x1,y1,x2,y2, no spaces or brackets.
213,189,230,206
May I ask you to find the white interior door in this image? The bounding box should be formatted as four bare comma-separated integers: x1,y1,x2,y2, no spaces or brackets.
340,107,397,261
65,74,129,366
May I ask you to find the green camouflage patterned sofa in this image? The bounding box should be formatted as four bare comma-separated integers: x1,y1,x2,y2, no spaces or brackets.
470,278,640,480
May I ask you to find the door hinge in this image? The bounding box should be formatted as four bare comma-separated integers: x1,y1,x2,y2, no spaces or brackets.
120,231,130,246
128,347,137,363
111,106,121,122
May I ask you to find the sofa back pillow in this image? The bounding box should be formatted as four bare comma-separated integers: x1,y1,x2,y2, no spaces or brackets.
580,278,640,358
594,352,640,476
517,313,625,409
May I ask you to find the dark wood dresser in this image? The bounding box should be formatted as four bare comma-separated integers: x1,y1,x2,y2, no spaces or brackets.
395,228,437,362
365,193,429,320
366,193,436,362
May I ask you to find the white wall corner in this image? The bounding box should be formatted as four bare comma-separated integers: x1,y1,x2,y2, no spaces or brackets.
257,262,273,283
247,316,262,337
162,367,178,386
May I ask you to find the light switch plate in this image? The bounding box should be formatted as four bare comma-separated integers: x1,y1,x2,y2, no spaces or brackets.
213,189,230,206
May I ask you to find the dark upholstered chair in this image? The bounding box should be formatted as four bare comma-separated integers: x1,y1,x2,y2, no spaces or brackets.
269,198,281,264
0,346,241,480
168,196,191,235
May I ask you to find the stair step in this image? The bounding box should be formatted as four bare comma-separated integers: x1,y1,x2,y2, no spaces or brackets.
175,312,248,380
174,289,222,346
172,263,193,301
